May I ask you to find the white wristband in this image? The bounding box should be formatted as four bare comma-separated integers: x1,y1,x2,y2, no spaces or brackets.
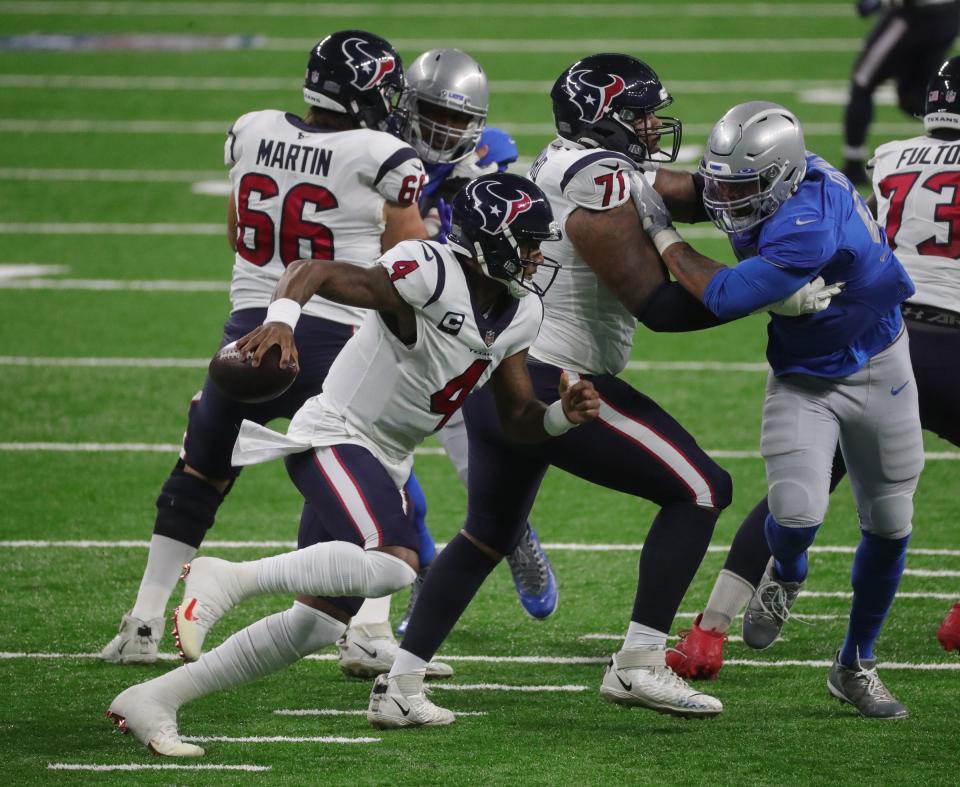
651,227,684,256
543,399,576,437
265,298,301,330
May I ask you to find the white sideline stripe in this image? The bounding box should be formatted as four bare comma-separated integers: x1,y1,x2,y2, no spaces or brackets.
0,166,222,182
0,75,853,94
273,708,488,717
431,683,589,691
0,119,918,137
48,763,270,772
903,569,960,578
0,222,221,235
0,3,862,19
1,540,959,557
0,278,228,291
181,735,379,744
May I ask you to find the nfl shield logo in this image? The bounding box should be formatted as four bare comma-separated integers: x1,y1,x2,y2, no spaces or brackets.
484,330,497,347
947,90,957,103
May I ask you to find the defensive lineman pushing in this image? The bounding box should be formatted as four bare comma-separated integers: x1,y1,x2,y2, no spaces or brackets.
106,173,600,756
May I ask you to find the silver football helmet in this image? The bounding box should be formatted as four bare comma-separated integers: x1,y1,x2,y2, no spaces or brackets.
699,101,808,234
398,48,488,164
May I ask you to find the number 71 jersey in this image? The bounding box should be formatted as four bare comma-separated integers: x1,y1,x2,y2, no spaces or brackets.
303,240,544,470
226,109,425,326
871,134,960,313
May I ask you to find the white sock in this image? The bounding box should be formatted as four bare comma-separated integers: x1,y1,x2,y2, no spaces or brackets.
700,569,756,633
623,621,668,650
351,595,392,626
130,534,197,621
152,601,345,708
388,647,428,679
255,542,415,598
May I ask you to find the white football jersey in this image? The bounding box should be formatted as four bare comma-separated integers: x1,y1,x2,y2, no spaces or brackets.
871,134,960,313
284,240,543,480
526,137,650,375
226,110,425,325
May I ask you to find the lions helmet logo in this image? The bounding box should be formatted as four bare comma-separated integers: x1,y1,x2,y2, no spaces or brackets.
470,180,533,235
565,69,626,124
342,36,397,91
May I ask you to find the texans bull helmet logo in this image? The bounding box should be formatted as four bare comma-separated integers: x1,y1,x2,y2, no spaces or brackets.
342,36,397,91
564,69,626,124
470,180,533,235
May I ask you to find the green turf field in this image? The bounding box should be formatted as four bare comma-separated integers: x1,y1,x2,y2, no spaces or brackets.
1,1,958,783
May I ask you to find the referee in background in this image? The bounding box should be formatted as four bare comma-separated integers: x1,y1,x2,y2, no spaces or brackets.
843,0,959,185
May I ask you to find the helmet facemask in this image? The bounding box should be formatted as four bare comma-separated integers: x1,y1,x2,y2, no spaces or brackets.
701,157,806,236
399,96,485,164
609,98,682,164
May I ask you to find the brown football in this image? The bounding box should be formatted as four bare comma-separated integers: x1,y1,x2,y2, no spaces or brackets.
208,341,298,404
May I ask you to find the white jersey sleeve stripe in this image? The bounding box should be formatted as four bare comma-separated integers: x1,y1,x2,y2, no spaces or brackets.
597,395,716,508
559,150,636,192
374,147,418,188
312,447,384,548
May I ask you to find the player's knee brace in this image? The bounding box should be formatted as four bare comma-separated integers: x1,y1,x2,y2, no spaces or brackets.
863,494,914,540
768,477,827,529
154,467,225,548
286,601,347,657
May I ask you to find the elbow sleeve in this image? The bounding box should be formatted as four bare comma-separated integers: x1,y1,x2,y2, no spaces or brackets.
636,281,726,332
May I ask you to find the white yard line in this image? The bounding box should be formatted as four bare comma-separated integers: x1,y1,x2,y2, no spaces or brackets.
0,2,859,19
903,569,960,578
0,120,919,136
181,735,380,744
430,683,590,691
48,763,271,772
581,633,750,643
0,75,852,94
802,591,958,601
0,166,223,181
273,708,488,717
0,222,221,235
0,539,958,557
0,279,228,291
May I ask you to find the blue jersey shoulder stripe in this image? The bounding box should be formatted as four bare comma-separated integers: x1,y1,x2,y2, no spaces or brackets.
559,150,636,192
421,242,446,309
374,146,418,187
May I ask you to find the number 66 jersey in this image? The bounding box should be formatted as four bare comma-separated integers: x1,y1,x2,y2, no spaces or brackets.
871,134,960,314
226,109,426,327
233,240,544,489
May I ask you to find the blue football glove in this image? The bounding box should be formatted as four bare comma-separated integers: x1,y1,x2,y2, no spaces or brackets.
437,198,453,244
476,127,519,171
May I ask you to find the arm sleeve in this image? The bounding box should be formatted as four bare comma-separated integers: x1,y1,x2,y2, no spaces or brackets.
702,255,817,320
376,241,440,309
636,281,729,332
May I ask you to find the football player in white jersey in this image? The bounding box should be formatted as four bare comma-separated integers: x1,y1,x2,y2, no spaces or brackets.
106,173,600,756
668,58,960,683
100,30,429,667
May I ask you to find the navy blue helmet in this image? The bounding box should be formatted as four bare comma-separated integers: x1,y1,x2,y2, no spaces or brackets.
447,173,561,299
925,56,960,134
551,53,681,164
303,30,405,131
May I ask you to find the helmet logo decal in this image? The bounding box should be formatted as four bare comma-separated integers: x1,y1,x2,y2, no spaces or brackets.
470,180,532,234
566,70,626,124
342,36,396,90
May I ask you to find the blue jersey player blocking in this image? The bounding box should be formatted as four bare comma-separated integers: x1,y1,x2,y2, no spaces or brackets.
635,102,921,719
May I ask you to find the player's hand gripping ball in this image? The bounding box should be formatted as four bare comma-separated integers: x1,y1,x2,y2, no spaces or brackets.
208,339,298,404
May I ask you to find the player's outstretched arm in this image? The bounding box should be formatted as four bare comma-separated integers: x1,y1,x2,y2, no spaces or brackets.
235,260,414,369
488,351,599,444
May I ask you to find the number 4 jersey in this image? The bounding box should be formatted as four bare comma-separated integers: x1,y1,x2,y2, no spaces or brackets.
871,134,960,313
232,240,543,488
226,110,425,326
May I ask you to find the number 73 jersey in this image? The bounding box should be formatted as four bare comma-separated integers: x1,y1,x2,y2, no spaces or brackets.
871,134,960,313
226,109,425,326
290,240,544,475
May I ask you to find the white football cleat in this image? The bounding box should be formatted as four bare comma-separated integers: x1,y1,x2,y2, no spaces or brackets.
600,647,723,718
367,673,456,729
106,682,204,757
173,557,250,661
100,611,164,665
337,622,453,680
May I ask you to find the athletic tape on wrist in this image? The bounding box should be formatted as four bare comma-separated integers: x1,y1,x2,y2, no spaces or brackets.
265,298,301,330
543,399,576,437
652,227,684,256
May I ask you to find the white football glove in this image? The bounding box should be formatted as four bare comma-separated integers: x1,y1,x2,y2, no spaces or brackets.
451,155,500,180
629,171,673,236
765,276,845,316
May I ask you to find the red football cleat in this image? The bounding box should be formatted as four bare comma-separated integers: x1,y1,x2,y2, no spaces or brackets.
937,603,960,654
667,614,728,680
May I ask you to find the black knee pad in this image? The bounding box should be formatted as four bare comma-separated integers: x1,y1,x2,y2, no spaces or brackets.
154,468,225,548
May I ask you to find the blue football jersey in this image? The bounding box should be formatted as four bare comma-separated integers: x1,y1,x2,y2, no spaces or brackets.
729,154,915,378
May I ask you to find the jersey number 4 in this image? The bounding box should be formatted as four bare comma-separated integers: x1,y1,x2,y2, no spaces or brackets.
235,173,338,266
430,359,491,430
879,170,960,257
